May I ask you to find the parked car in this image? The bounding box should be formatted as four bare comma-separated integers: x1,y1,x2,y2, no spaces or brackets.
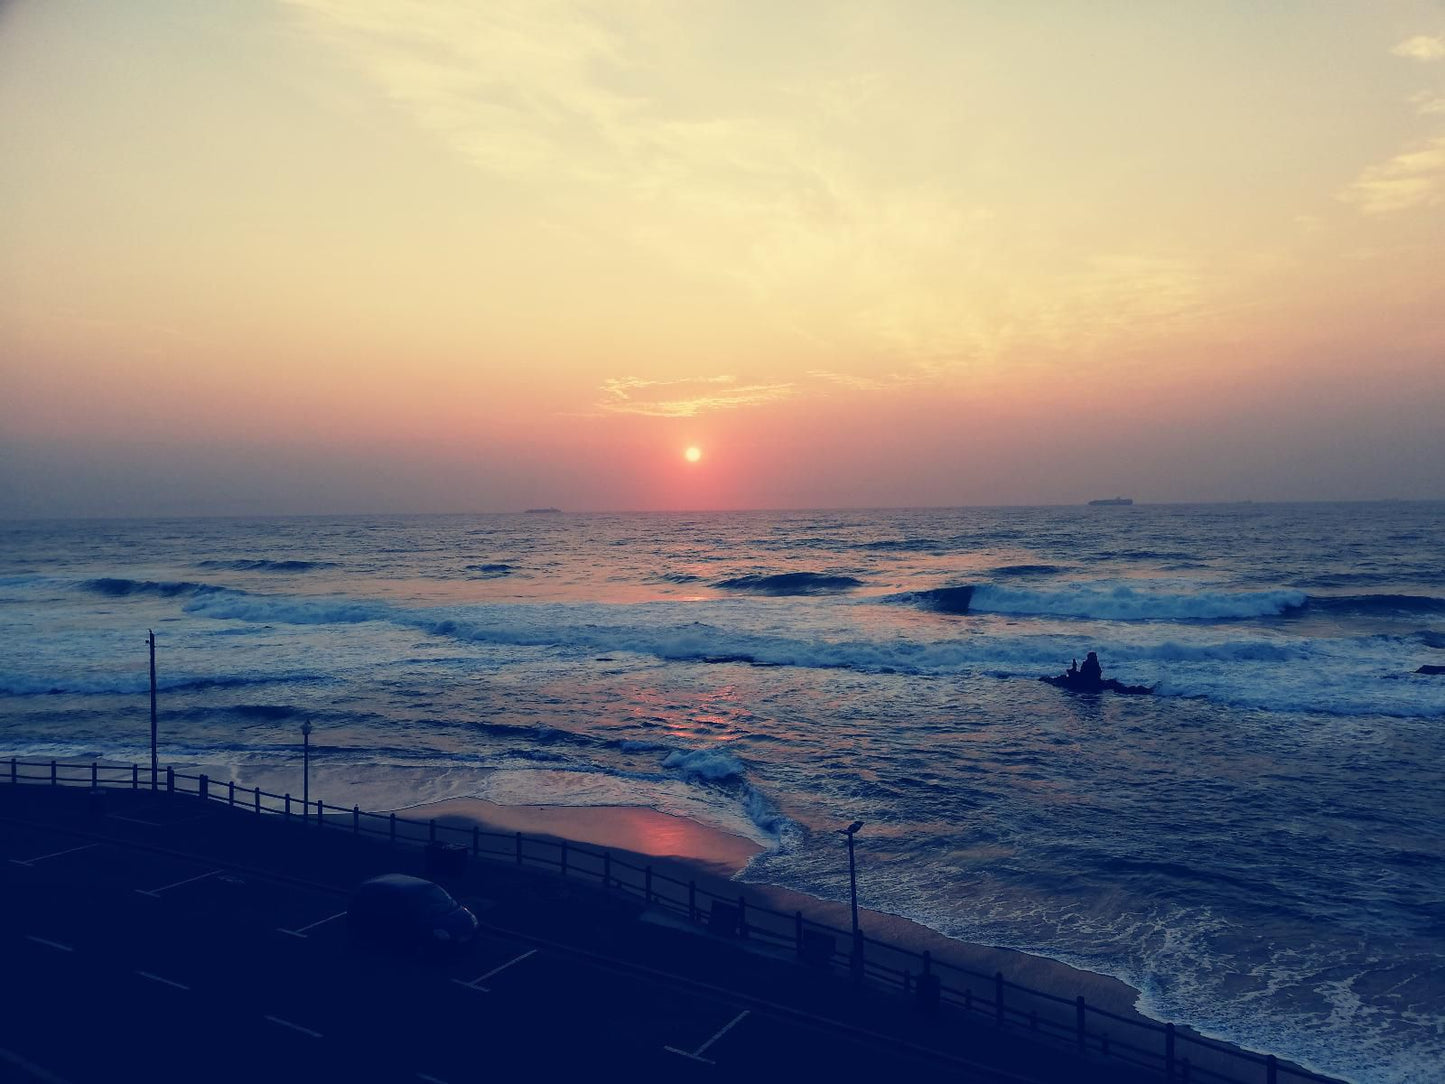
347,873,478,952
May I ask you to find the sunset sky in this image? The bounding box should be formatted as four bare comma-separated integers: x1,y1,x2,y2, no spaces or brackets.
2,0,1443,516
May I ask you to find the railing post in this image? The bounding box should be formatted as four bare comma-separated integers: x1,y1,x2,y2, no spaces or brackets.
1266,1055,1277,1084
285,793,291,820
91,762,98,788
317,800,325,825
515,831,523,865
922,950,932,975
254,786,261,813
199,773,208,800
738,895,748,938
995,971,1005,1025
132,762,138,789
602,852,610,890
228,780,235,807
689,882,697,923
389,813,396,843
795,911,803,953
429,819,436,843
50,760,57,785
166,766,174,793
353,805,359,833
1076,996,1086,1052
560,840,568,877
1165,1022,1176,1079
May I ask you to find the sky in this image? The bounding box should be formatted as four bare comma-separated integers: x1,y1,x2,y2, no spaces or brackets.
2,0,1443,516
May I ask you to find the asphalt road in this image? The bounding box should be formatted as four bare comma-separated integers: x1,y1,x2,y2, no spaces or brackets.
0,786,1160,1083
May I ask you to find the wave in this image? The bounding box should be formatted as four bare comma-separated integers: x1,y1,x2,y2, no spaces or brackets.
714,572,864,595
902,583,1308,621
987,564,1064,577
466,563,516,577
0,670,324,697
195,559,337,573
1306,594,1445,616
82,577,225,598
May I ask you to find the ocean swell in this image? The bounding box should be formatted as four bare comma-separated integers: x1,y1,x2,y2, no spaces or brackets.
714,572,864,595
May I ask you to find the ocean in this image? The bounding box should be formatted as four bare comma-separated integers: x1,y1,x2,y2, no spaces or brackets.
2,503,1441,1082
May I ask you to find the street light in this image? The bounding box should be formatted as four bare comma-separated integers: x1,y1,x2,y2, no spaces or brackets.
301,718,313,811
147,630,158,789
839,820,864,947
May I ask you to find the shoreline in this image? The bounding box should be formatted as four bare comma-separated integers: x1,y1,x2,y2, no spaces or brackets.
406,796,1220,1046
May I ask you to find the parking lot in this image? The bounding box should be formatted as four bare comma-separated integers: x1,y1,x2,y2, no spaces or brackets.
0,786,1143,1083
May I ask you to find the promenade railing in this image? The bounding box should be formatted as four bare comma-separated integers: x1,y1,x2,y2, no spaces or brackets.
2,756,1339,1084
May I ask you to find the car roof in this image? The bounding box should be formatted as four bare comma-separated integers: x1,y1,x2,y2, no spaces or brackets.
358,874,444,894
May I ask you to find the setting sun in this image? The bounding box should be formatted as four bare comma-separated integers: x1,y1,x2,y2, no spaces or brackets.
684,446,702,463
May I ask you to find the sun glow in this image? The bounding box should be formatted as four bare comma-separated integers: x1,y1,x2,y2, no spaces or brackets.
684,446,702,463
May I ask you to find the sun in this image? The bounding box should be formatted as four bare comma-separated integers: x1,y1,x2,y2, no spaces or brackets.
684,446,702,463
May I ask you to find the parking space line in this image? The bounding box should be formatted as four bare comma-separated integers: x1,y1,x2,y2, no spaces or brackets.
9,843,98,868
25,936,74,953
264,1015,323,1040
664,1009,749,1065
278,910,347,939
0,1046,75,1084
135,868,223,897
136,970,190,991
453,948,537,992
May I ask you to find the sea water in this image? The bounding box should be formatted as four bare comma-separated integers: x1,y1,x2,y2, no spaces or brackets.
1,503,1441,1083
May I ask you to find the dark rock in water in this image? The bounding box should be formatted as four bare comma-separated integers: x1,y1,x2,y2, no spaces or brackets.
1041,651,1153,695
1417,665,1445,675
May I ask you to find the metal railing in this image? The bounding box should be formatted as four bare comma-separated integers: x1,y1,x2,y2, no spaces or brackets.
1,756,1339,1084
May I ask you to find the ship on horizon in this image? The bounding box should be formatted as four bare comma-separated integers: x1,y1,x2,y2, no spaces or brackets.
1088,497,1134,506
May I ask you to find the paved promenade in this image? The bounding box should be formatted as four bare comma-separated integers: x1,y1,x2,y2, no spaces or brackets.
0,783,1169,1083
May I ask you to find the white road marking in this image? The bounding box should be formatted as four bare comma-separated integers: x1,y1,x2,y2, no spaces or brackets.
0,1046,76,1084
264,1015,323,1039
417,1075,451,1084
25,936,74,953
278,910,347,938
9,843,99,868
453,948,537,992
664,1009,750,1065
136,970,190,991
135,868,222,897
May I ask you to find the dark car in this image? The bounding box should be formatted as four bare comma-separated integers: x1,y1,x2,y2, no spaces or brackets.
347,874,478,952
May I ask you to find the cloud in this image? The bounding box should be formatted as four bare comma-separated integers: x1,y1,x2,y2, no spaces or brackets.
1339,135,1445,214
598,375,794,417
1392,35,1445,61
1409,90,1445,115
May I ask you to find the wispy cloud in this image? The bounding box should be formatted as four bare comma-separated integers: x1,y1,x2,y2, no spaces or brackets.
1392,35,1445,61
1339,135,1445,214
598,375,794,417
1409,90,1445,116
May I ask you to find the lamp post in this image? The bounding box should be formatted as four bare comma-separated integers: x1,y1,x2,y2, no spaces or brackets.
301,718,313,812
147,630,158,789
840,819,864,946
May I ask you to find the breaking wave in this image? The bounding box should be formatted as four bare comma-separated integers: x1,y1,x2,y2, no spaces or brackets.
82,577,225,598
902,583,1309,621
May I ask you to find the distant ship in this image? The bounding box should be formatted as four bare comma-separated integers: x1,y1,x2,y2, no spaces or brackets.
1088,497,1134,506
524,507,561,514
